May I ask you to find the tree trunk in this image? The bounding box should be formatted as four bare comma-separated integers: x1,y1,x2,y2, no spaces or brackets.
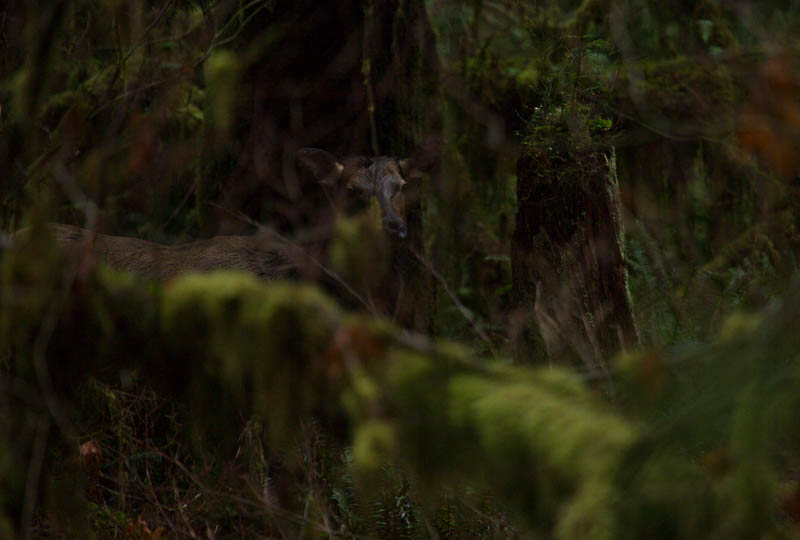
212,0,370,235
212,1,441,330
512,144,639,379
363,0,441,331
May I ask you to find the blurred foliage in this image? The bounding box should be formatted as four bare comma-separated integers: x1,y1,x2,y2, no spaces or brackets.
4,234,800,537
2,0,800,538
428,0,800,347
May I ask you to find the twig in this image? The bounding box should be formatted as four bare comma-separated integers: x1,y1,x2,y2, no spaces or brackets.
145,445,332,534
297,496,312,540
21,417,50,540
406,245,497,358
145,464,179,536
90,0,259,119
162,181,197,232
172,475,201,539
194,0,269,67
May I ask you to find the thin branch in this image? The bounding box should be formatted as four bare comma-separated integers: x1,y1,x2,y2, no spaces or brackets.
407,244,497,358
21,417,50,540
162,181,197,233
194,0,269,67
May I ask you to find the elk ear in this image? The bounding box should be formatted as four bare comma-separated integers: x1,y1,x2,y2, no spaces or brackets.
297,148,345,185
397,158,423,181
398,136,441,180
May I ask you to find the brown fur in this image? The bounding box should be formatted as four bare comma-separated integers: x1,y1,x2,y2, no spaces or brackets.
49,224,294,281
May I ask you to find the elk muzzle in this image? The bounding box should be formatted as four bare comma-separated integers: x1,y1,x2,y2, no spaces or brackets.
381,213,407,239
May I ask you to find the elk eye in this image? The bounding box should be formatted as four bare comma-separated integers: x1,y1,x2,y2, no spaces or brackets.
346,174,371,193
357,182,376,198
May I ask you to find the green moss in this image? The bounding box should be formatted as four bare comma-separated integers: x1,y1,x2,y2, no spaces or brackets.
330,202,391,293
372,346,637,537
555,481,616,540
203,49,240,136
162,272,343,448
448,369,635,480
717,312,761,341
522,104,614,185
353,420,397,472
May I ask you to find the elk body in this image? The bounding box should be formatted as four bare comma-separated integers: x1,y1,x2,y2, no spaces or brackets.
34,149,420,281
50,224,293,280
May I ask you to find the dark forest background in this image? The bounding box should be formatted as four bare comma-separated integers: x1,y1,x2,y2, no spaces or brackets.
2,1,800,538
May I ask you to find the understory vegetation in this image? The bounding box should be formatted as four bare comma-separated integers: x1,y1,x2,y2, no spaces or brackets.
2,1,800,538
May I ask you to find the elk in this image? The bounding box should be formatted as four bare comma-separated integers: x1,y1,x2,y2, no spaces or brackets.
19,148,422,281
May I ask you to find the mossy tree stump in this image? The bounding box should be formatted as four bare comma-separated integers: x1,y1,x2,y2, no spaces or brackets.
512,139,639,378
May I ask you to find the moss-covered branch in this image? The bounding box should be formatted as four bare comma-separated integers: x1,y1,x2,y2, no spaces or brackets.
7,232,792,537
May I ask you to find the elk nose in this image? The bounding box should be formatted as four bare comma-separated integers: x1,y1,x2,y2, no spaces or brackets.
383,217,407,239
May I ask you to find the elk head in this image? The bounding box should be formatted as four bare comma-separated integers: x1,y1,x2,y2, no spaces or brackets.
297,148,422,240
